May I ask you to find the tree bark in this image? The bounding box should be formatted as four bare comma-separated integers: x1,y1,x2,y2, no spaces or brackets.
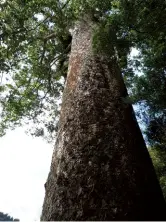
40,18,166,221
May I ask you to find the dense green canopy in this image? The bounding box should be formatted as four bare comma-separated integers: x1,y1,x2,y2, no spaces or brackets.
0,0,166,143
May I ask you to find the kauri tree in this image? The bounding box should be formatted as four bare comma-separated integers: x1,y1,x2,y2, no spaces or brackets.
0,0,166,220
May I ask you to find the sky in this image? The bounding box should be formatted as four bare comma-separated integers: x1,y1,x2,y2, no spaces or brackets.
0,127,53,221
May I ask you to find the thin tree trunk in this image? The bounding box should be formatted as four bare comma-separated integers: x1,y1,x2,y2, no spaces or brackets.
41,18,166,221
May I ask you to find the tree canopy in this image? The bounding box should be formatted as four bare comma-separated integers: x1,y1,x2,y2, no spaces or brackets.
0,0,166,143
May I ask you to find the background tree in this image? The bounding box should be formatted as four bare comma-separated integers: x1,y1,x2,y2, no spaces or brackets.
123,1,166,199
121,0,166,141
0,212,19,221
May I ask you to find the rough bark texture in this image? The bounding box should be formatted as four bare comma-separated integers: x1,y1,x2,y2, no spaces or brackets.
41,19,166,221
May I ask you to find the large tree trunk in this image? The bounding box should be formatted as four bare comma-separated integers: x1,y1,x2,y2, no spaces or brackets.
41,18,166,221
